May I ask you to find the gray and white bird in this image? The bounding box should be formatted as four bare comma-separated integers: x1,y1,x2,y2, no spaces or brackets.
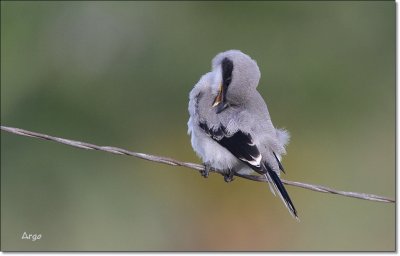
188,50,298,219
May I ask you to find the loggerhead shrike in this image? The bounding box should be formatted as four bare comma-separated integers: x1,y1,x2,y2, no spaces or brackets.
188,50,298,219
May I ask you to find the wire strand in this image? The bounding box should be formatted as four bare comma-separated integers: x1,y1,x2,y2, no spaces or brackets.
1,125,395,204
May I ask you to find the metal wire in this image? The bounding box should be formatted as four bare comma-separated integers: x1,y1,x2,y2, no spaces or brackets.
1,125,395,203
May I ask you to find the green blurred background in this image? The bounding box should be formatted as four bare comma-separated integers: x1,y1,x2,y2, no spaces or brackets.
1,1,395,251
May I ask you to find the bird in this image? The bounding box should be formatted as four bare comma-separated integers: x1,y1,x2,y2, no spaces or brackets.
187,50,298,219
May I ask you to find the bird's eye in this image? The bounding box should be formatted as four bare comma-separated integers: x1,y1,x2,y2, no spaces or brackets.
221,58,233,87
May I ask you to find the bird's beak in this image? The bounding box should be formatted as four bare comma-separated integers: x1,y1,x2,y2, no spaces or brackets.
212,83,228,113
212,83,224,107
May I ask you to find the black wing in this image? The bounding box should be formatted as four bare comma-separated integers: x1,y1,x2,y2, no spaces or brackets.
199,121,298,219
199,122,263,172
273,152,285,173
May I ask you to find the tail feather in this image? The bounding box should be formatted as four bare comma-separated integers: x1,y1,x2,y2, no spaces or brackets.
264,164,299,220
263,174,276,196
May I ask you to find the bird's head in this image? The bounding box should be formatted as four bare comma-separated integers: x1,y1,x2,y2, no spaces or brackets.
210,50,261,113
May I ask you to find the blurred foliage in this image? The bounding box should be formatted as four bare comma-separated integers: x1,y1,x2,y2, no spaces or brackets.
1,1,395,251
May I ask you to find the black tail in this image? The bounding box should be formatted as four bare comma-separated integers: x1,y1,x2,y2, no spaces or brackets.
264,164,298,220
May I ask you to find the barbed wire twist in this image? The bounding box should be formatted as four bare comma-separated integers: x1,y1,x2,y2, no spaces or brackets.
1,125,395,203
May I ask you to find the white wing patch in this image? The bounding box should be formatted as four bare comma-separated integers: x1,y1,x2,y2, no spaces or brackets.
239,153,262,167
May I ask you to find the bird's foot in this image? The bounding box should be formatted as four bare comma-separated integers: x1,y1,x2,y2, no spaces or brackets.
201,162,211,178
223,169,235,183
